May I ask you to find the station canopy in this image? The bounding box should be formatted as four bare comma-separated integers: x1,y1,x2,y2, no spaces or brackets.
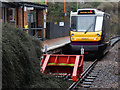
1,0,48,9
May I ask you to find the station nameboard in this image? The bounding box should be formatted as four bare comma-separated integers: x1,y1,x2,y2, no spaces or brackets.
27,7,34,10
78,10,95,15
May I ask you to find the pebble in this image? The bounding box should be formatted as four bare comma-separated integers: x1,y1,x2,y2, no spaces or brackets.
83,42,119,88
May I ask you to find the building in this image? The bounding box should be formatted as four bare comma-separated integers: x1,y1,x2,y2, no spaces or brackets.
1,0,48,40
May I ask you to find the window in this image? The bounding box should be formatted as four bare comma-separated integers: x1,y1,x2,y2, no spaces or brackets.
8,8,15,22
71,16,96,32
77,16,96,32
71,16,77,31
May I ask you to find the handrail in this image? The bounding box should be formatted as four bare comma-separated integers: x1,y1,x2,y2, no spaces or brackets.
23,28,43,30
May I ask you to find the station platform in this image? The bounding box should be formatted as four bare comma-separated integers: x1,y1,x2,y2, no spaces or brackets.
41,36,70,52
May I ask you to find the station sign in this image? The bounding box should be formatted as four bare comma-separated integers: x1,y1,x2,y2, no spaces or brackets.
44,13,46,28
59,22,64,27
27,7,34,10
24,6,27,11
64,13,67,16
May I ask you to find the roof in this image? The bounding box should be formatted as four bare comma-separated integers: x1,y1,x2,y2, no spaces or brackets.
0,0,30,2
1,0,48,9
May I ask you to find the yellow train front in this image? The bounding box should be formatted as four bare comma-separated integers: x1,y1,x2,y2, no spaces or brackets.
70,9,110,57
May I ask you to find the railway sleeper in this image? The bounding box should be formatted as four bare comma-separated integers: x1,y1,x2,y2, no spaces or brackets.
79,85,90,88
82,82,92,85
86,76,96,79
84,79,94,82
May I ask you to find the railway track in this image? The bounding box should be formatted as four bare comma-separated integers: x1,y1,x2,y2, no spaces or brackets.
41,37,120,89
67,39,119,89
68,59,98,90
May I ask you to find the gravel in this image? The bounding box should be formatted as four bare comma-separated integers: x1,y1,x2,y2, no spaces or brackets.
83,42,119,88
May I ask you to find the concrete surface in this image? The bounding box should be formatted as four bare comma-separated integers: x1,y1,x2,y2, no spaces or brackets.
42,36,70,52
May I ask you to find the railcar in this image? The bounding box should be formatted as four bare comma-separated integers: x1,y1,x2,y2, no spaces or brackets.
70,9,110,57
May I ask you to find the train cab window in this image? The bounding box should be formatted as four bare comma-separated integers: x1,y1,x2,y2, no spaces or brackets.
71,16,77,31
71,16,96,32
77,16,96,32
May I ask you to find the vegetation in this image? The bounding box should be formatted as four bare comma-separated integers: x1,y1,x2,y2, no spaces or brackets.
47,2,118,23
2,24,70,88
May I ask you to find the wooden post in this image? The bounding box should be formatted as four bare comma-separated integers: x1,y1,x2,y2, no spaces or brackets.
77,0,78,11
45,0,47,15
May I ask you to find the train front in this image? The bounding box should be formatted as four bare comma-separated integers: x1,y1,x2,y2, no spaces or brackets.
70,9,108,57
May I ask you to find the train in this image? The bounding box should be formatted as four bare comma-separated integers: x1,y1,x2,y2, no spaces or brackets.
69,8,111,58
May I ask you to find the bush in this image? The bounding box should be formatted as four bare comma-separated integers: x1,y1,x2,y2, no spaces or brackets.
2,24,70,88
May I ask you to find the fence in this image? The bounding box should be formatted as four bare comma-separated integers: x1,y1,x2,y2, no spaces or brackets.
46,22,70,39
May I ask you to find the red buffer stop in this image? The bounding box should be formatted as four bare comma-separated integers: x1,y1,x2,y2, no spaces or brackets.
40,54,84,81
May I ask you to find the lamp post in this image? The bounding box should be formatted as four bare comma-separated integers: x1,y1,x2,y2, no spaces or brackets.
77,0,78,11
43,0,47,41
64,0,66,22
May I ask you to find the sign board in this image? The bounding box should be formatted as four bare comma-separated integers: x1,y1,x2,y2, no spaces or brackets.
64,13,67,16
27,7,34,10
78,10,95,15
27,14,33,23
44,14,46,28
44,22,46,28
59,22,64,27
44,14,46,20
24,6,27,11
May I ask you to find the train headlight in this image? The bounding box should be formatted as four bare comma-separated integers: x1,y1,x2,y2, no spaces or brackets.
97,34,100,36
94,38,98,41
72,38,76,41
94,38,96,40
71,34,74,36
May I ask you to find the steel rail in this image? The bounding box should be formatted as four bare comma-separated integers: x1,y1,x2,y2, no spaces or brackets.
67,59,98,90
110,35,120,39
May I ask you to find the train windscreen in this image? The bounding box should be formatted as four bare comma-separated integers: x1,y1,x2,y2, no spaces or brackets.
71,16,96,32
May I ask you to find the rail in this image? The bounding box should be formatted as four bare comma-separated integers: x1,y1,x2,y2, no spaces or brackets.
23,28,45,40
110,36,120,47
110,35,120,39
23,28,43,30
68,59,98,90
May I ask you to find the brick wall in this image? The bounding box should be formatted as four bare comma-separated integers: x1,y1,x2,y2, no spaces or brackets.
17,8,29,28
17,8,44,28
16,8,44,28
38,10,43,27
24,10,29,27
18,8,23,28
15,7,45,39
37,10,44,37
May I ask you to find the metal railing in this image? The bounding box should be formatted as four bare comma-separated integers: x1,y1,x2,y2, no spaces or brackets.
23,27,45,41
